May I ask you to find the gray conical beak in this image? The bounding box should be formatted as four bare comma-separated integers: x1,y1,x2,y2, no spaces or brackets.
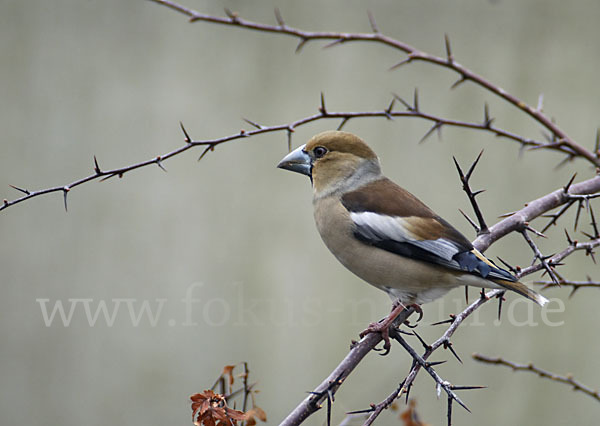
277,144,312,176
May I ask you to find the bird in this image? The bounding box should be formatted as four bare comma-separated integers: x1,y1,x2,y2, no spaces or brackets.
277,130,548,348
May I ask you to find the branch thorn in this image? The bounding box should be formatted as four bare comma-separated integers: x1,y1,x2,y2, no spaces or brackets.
62,186,70,212
367,10,379,33
319,92,327,115
9,184,30,195
483,103,494,128
295,38,308,53
243,118,263,130
537,93,544,112
156,157,167,172
444,33,453,63
563,173,577,193
274,7,285,27
224,7,239,21
384,98,395,119
450,76,467,89
180,121,192,143
419,121,443,144
337,117,350,131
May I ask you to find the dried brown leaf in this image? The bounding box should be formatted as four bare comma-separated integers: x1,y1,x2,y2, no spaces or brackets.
400,399,429,426
222,365,236,386
191,390,247,426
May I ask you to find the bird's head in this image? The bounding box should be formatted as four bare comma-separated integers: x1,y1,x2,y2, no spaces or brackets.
277,130,382,196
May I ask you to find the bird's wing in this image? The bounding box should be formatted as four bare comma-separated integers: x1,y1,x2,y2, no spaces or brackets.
341,178,515,282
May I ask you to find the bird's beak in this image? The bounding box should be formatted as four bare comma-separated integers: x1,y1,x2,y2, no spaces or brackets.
277,144,312,176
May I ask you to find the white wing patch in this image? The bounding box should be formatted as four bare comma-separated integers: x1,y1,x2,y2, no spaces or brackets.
349,212,461,261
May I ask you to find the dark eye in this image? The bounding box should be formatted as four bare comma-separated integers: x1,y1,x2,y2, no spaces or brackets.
313,146,328,158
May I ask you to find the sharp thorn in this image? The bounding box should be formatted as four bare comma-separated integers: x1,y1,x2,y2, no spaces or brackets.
431,315,456,326
392,93,413,111
444,340,462,363
99,173,117,182
274,7,285,26
413,88,419,112
451,385,487,391
389,56,412,70
337,117,350,131
243,118,263,129
367,10,379,33
323,38,344,49
419,121,442,144
63,187,70,212
198,145,213,162
453,156,466,180
156,158,167,173
180,121,192,143
295,38,308,53
319,92,327,114
426,360,447,367
459,208,480,232
411,330,431,350
466,149,484,181
224,7,238,20
386,98,395,115
9,184,30,195
444,33,453,62
450,76,467,89
564,173,577,193
93,155,102,174
287,129,293,151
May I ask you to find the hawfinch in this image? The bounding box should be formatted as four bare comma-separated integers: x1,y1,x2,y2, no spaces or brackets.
277,131,547,341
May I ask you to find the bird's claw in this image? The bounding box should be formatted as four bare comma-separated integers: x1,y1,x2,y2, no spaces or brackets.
359,321,392,355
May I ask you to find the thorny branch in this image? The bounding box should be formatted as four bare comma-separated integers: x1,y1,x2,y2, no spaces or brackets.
279,309,416,426
0,102,573,213
535,278,600,298
150,0,600,167
363,289,502,426
472,354,600,404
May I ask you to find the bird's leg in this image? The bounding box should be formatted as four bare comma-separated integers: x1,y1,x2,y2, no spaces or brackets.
359,302,422,354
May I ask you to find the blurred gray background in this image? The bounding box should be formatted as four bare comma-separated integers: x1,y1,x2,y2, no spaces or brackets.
1,0,599,425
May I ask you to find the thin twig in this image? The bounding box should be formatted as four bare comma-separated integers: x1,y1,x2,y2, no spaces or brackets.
453,151,489,234
363,289,501,425
518,237,600,279
534,278,600,298
0,103,559,213
473,176,600,253
473,354,600,403
279,309,415,426
150,0,600,167
519,228,560,284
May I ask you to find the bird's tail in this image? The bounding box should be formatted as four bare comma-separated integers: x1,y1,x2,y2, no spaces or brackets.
494,279,548,306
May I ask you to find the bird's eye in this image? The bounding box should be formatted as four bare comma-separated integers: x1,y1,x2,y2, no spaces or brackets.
313,146,328,158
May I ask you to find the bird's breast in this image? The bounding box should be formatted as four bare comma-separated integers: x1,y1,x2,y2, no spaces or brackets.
313,196,460,304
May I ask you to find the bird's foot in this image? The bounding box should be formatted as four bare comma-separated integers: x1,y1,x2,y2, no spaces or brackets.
359,303,423,354
359,320,393,355
359,302,418,355
404,303,424,328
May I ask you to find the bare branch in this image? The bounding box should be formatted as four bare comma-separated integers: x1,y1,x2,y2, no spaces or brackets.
453,151,489,235
518,237,600,279
279,309,416,426
473,176,600,253
364,289,502,425
2,102,565,213
150,0,600,167
473,354,600,403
